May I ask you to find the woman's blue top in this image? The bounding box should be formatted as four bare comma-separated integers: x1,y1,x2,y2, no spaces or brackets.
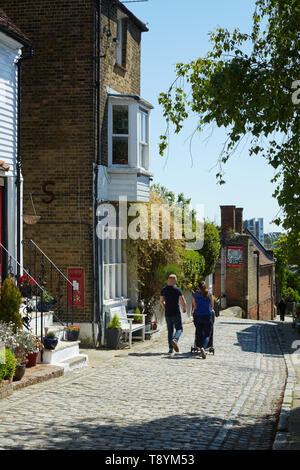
193,291,213,316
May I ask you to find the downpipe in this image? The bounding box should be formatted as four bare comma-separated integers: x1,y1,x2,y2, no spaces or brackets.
16,46,34,278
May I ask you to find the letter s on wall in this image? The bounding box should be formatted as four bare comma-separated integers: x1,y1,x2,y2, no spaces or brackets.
42,181,55,204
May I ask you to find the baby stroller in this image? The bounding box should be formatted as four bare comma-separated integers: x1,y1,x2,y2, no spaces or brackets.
191,321,215,355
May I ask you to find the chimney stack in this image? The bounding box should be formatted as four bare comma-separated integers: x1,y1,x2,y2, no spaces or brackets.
235,207,243,233
220,205,236,237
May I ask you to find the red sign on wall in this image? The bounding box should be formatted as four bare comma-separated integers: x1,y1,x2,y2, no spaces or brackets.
227,246,244,267
68,268,84,308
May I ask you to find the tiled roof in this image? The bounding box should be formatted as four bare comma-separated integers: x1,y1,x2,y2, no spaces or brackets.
0,8,31,46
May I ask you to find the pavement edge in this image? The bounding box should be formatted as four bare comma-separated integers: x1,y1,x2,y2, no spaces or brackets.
272,323,297,450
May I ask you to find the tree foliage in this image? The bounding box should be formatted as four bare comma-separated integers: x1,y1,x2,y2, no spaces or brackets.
127,190,185,314
158,0,300,235
179,250,205,291
127,186,220,314
198,222,221,277
274,232,300,299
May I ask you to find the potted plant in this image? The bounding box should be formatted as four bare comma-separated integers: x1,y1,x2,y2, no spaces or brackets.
133,307,143,323
26,337,43,367
13,356,27,381
37,290,55,312
66,324,81,341
18,273,36,299
105,315,122,349
13,335,28,381
42,331,58,350
0,321,18,350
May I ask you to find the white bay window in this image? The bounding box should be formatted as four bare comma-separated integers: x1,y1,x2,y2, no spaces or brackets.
106,92,153,202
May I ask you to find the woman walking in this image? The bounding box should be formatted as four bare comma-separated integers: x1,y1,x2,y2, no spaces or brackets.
191,281,214,359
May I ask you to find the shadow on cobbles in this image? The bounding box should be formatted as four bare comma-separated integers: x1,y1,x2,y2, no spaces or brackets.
0,411,277,450
128,352,199,360
235,322,283,357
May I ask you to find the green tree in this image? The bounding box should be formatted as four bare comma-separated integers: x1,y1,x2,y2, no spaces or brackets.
127,191,185,315
151,184,221,278
159,0,300,235
179,250,205,291
274,232,300,299
198,222,221,278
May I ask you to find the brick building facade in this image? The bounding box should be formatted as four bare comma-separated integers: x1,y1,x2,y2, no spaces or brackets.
0,0,152,343
214,206,275,320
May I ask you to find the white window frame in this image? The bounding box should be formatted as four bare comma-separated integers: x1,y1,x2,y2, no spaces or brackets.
103,227,127,302
108,97,150,171
111,103,130,166
138,107,149,171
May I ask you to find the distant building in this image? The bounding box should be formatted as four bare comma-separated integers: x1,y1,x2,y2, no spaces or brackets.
244,218,264,245
214,206,275,320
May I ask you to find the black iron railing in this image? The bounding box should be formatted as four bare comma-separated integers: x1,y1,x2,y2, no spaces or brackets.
22,239,75,328
0,243,47,356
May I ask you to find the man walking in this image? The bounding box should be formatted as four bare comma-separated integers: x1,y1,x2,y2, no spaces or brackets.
160,274,187,354
277,298,287,322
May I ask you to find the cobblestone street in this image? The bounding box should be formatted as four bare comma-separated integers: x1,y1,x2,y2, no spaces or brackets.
0,317,286,450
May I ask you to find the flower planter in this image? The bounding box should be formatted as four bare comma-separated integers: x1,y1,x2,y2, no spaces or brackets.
37,301,54,312
26,351,39,368
13,364,26,382
20,286,32,299
105,328,122,349
66,330,80,341
42,337,58,350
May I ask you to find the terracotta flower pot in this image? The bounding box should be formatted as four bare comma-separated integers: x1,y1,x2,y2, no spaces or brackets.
26,351,39,368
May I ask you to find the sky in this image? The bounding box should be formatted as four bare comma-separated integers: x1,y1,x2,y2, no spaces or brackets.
124,0,285,233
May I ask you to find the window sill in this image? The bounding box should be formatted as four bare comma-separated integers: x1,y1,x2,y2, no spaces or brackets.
107,166,153,177
103,298,130,307
114,63,127,72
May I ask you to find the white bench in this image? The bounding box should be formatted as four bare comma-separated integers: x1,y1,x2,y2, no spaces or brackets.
107,306,146,348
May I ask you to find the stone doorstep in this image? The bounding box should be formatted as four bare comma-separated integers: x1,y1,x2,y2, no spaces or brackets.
40,340,81,365
45,324,66,341
22,311,54,331
59,354,89,372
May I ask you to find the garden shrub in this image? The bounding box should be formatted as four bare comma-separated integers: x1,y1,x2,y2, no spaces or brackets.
0,277,23,331
108,315,121,329
0,349,16,381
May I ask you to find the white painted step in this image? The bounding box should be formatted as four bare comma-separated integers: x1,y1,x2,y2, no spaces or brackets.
59,354,89,372
22,311,54,333
40,340,80,365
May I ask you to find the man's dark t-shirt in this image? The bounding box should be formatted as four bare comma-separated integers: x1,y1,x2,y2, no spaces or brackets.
161,285,183,317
